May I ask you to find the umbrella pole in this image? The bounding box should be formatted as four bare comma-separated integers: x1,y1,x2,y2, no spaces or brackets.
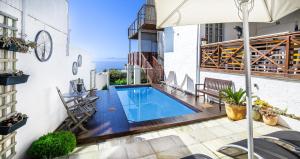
241,1,254,159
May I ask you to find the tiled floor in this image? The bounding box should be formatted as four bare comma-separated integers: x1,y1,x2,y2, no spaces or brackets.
65,117,287,159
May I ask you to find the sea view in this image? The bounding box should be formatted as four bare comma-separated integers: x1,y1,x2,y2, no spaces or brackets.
94,58,127,72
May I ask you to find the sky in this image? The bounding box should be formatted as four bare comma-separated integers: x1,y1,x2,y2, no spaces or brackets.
69,0,144,61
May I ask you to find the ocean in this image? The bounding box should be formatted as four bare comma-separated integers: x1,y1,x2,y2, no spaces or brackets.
94,60,127,72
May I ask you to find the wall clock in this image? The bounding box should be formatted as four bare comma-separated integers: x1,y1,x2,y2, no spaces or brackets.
34,30,53,62
77,54,82,67
72,62,78,75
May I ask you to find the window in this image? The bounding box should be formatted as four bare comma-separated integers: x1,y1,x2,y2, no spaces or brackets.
205,23,224,43
164,27,174,52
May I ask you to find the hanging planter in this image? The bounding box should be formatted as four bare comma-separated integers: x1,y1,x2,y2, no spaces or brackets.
0,36,36,53
0,113,28,135
0,71,29,85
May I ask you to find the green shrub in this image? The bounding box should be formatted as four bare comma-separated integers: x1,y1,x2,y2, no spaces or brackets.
114,79,127,85
27,131,76,159
109,69,127,85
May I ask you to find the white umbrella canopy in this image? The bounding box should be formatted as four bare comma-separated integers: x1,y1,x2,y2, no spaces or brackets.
154,0,300,159
155,0,300,28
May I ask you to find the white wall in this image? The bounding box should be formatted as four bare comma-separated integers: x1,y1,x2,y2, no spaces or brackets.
200,71,300,116
0,0,95,158
164,25,198,92
96,72,108,90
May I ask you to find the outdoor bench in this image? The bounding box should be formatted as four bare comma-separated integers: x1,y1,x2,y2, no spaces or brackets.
195,77,234,111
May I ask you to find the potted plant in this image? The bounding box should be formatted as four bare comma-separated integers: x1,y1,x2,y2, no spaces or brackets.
252,106,262,121
27,131,76,159
252,99,272,121
0,70,29,85
0,36,36,53
260,107,278,126
220,87,246,120
0,113,28,135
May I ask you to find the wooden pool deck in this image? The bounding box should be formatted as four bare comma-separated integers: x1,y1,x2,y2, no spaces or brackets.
76,84,226,145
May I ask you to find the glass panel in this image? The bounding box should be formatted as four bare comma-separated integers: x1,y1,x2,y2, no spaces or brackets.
141,69,149,84
0,15,4,24
7,18,13,27
7,29,13,37
0,27,3,36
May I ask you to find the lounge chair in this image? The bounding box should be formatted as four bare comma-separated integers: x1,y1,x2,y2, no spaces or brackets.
181,154,212,159
56,87,95,133
261,130,300,157
179,74,195,95
160,71,180,93
218,138,299,159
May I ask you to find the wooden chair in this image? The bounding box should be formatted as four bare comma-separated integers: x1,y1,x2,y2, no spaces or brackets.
195,78,234,111
56,87,95,133
70,79,99,110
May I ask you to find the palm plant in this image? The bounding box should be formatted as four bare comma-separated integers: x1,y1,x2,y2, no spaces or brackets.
220,87,246,106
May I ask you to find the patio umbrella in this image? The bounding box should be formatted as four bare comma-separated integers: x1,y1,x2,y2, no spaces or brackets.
154,0,300,158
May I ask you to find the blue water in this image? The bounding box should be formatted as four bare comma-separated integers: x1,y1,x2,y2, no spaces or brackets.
95,60,127,72
116,86,196,122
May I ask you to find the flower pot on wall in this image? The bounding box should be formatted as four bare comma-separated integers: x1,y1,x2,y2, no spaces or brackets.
0,73,29,85
0,41,19,52
225,103,246,121
262,115,278,126
0,116,28,135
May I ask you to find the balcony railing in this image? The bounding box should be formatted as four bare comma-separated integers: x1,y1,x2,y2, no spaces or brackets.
128,4,156,39
128,18,139,39
128,52,163,83
200,31,300,80
137,4,156,27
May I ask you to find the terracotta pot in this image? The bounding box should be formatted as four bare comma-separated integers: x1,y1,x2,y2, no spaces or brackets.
263,115,278,126
252,110,262,121
225,103,246,121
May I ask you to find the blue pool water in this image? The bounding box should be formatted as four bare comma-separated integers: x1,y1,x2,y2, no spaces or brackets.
116,86,196,122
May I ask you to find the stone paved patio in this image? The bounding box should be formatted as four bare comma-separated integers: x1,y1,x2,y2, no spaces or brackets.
66,117,287,159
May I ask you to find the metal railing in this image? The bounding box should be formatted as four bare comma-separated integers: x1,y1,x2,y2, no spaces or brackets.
128,4,156,38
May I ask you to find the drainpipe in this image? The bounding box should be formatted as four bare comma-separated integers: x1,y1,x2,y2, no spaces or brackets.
66,1,70,56
21,0,27,39
195,24,201,85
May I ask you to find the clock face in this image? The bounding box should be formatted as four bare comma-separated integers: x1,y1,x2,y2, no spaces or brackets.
34,30,53,62
72,62,78,75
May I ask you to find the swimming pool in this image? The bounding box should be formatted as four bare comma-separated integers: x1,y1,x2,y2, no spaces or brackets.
116,86,196,123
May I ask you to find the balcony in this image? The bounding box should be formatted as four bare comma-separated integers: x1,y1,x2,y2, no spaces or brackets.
200,31,300,80
128,4,157,39
128,52,163,83
128,52,157,66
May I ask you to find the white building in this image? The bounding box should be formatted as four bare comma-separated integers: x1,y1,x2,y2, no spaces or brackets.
0,0,95,158
163,10,300,126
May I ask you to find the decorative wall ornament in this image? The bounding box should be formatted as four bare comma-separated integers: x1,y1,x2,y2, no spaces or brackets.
72,62,78,75
34,30,53,62
77,54,82,67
